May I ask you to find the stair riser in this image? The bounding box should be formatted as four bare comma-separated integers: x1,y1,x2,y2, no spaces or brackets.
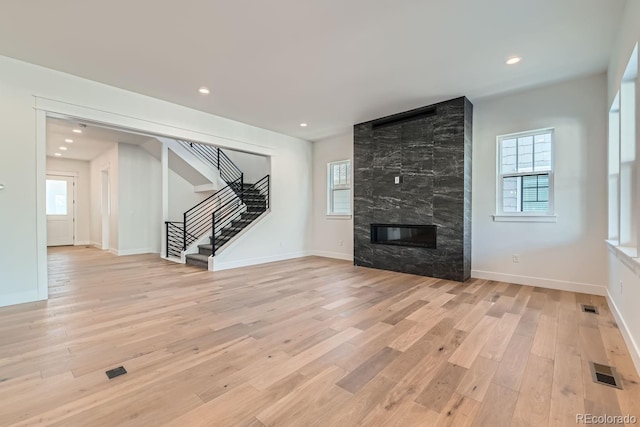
186,258,208,269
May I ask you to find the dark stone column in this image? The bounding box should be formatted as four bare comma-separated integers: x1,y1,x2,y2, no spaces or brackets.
353,97,472,282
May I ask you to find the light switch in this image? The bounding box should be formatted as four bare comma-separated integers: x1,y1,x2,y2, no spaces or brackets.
394,176,400,184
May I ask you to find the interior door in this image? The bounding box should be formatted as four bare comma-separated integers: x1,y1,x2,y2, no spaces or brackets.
46,175,74,246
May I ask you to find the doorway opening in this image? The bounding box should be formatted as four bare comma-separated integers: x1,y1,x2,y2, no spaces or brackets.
45,174,75,246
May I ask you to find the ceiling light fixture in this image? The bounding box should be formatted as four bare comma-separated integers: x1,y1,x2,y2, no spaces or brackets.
300,123,308,127
59,146,68,151
198,86,210,94
54,153,62,157
72,129,82,134
506,56,522,65
65,138,74,143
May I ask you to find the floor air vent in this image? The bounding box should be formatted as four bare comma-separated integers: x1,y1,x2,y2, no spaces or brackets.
581,304,599,314
106,366,127,379
589,362,622,389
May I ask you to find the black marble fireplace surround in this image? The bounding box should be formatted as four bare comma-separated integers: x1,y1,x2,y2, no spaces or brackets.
353,97,472,282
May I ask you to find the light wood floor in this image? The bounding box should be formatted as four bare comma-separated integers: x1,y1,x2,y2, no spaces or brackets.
0,247,638,427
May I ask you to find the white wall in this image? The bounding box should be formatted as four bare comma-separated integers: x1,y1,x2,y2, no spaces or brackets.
608,0,640,107
472,73,608,295
606,0,640,373
46,157,91,245
309,131,354,260
168,168,212,221
117,143,161,255
212,139,312,270
89,144,118,250
222,149,270,184
0,54,311,307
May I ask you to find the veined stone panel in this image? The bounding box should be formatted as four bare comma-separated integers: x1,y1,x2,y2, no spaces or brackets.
353,97,472,281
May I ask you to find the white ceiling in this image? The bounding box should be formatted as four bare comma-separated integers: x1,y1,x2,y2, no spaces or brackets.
2,0,626,141
46,117,152,161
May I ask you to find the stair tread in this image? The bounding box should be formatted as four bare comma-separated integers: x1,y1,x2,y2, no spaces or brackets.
186,253,209,261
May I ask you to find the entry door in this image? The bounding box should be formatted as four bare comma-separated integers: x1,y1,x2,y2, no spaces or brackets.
46,175,74,246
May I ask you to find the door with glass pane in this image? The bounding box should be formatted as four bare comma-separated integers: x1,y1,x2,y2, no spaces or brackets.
46,175,74,246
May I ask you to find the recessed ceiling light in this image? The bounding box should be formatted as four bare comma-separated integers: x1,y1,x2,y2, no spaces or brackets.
65,138,74,143
54,153,62,157
506,57,522,65
59,146,68,151
198,86,210,94
72,129,82,134
300,123,308,127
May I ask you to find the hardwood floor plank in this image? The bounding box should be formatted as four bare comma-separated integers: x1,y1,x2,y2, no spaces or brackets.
456,356,499,402
492,333,534,391
510,354,554,427
415,362,467,413
471,382,518,427
448,316,499,368
336,346,401,393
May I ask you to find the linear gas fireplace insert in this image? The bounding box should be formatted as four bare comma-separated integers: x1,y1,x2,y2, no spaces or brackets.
370,224,437,249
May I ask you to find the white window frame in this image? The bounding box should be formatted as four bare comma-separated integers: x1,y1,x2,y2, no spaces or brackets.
494,128,556,222
326,159,352,217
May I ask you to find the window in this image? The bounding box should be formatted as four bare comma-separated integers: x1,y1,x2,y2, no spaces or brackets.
496,129,554,219
327,160,351,215
46,179,68,215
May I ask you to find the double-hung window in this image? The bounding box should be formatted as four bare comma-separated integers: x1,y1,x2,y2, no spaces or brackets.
496,128,554,220
327,160,351,216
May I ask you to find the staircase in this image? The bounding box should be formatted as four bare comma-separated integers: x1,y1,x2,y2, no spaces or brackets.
164,141,270,269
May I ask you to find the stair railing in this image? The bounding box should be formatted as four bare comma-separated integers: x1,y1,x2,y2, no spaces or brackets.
164,140,269,261
211,174,270,254
176,140,244,196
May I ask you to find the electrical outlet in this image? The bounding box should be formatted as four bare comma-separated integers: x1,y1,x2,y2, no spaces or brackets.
512,254,520,263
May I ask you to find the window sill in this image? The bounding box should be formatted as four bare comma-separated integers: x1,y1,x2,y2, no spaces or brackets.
326,214,352,220
493,214,557,223
606,240,640,276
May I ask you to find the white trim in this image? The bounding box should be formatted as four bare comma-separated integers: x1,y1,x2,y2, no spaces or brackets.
492,214,557,223
108,248,119,255
471,270,607,296
90,241,102,249
212,251,312,271
307,250,354,261
325,215,352,220
194,183,216,192
0,289,42,309
35,97,276,156
606,240,640,275
115,248,158,256
74,241,91,246
606,290,640,375
46,170,78,177
35,109,48,302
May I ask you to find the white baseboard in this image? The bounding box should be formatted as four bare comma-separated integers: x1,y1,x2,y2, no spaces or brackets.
212,250,312,271
471,270,607,296
108,248,118,255
74,241,91,246
116,248,158,256
606,290,640,376
307,250,353,261
0,289,42,308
